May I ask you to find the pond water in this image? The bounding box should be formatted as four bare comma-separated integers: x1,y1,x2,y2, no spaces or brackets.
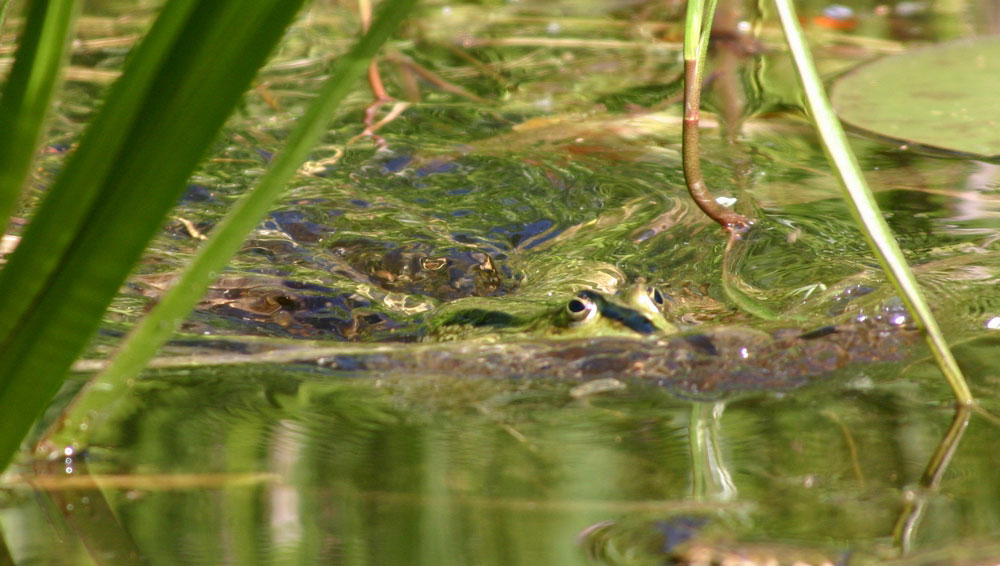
4,0,1000,564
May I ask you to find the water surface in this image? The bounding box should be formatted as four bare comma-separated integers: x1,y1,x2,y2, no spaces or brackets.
4,0,1000,564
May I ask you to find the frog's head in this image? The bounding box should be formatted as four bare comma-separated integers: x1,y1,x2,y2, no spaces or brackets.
545,279,678,338
425,279,677,341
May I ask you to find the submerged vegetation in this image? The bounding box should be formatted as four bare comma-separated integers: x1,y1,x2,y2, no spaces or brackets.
2,0,1000,564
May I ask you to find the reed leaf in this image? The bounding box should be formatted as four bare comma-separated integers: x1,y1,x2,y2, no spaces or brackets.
43,0,418,452
0,0,78,229
0,0,308,473
772,0,972,404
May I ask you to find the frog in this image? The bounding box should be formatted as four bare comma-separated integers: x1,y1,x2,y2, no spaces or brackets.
579,515,853,566
316,279,918,399
326,239,509,301
421,277,679,342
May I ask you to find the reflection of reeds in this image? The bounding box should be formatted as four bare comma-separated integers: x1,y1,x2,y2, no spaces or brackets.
13,471,281,491
892,405,971,553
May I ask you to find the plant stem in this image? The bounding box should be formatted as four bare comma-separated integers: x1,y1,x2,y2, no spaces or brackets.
773,0,973,404
682,0,754,232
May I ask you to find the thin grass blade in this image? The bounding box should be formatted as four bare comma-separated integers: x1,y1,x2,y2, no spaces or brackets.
0,0,78,229
0,0,308,473
0,0,201,342
43,0,418,452
772,0,972,404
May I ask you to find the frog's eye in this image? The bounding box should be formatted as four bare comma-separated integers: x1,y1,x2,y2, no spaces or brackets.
646,286,665,307
420,257,448,271
566,293,598,324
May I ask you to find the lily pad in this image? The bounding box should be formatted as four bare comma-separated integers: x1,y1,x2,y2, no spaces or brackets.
831,37,1000,158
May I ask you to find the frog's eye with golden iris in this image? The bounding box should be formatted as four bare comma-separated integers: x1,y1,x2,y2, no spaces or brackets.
420,257,448,271
566,293,598,324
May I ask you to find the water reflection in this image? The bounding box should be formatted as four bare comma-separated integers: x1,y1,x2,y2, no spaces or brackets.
6,0,1000,564
4,369,1000,565
892,406,972,555
689,403,738,501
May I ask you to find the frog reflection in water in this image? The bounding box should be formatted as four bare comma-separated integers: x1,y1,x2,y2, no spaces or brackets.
425,278,678,342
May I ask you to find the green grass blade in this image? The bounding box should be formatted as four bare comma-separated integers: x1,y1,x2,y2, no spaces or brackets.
0,0,308,473
45,0,418,451
0,0,78,229
696,0,718,68
0,0,12,34
683,0,703,61
0,0,201,343
682,0,719,84
772,0,973,404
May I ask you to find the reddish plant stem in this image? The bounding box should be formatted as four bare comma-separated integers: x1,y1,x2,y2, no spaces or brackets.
367,60,390,101
682,59,754,232
358,0,393,150
358,0,386,100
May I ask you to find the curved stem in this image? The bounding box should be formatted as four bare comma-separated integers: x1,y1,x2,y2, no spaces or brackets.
682,0,754,233
682,60,754,232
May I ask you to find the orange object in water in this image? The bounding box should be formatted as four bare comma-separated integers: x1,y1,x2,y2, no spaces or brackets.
813,4,858,31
